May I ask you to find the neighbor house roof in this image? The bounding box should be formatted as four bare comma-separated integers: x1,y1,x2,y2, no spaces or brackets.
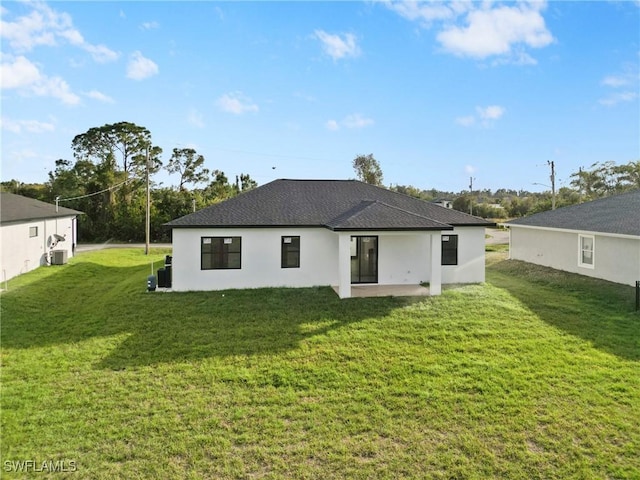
166,179,494,231
506,189,640,237
0,192,83,225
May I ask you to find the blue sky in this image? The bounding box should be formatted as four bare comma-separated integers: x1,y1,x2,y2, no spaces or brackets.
2,1,639,193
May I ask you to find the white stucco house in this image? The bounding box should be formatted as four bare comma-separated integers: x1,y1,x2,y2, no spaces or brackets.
0,192,82,282
506,190,640,286
166,179,494,298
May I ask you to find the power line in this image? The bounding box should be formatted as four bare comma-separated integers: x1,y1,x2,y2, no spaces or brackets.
56,179,131,203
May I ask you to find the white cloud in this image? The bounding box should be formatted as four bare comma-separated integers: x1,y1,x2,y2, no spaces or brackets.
0,54,80,105
0,54,40,88
477,105,505,120
84,44,119,63
325,119,339,131
342,113,374,128
0,2,119,63
30,75,80,105
314,30,361,60
602,75,630,88
126,51,159,80
384,1,464,24
187,108,205,128
599,64,639,106
492,49,538,66
84,90,114,103
216,92,259,115
1,116,55,134
465,165,477,175
456,115,475,127
387,1,553,64
437,3,553,59
326,113,374,131
140,21,159,30
599,91,638,107
457,105,505,127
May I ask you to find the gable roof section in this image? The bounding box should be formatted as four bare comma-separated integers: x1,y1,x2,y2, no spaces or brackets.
326,200,454,231
506,189,640,236
166,179,493,230
0,192,83,225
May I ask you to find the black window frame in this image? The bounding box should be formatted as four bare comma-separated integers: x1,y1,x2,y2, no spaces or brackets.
201,236,241,270
281,236,300,268
441,234,458,266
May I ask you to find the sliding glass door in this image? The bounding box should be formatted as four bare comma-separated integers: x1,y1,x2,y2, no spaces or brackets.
350,236,378,284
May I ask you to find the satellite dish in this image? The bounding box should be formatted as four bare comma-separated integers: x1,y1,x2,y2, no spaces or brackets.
48,233,66,250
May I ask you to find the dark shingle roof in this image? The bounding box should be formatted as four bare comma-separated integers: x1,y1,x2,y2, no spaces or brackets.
1,192,83,224
506,189,640,236
166,179,493,230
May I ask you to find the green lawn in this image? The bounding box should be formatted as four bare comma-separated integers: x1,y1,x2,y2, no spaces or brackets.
2,249,638,479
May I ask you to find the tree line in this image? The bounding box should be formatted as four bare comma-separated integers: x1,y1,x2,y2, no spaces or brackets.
2,121,256,242
352,154,639,219
2,124,638,242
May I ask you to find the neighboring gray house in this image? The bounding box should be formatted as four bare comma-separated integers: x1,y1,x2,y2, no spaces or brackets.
506,190,640,286
0,192,82,282
166,179,494,298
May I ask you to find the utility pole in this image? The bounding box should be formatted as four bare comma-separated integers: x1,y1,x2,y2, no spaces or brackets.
469,176,475,215
145,145,150,255
549,160,556,210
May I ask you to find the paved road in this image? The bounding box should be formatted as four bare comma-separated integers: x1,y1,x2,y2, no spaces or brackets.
76,243,172,253
485,228,509,245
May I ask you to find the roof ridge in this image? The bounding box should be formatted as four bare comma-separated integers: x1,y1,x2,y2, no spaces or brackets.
324,200,376,227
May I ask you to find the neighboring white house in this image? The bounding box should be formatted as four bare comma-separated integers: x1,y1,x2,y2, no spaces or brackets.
506,190,640,286
432,199,453,209
166,179,494,298
0,192,82,282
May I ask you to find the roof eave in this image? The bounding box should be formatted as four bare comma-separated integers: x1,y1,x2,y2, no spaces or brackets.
164,223,326,229
327,226,454,232
450,221,496,227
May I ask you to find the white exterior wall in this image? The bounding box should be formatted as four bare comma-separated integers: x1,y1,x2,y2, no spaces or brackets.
172,227,339,291
172,226,488,292
509,226,640,286
377,233,430,285
441,227,487,284
0,216,77,282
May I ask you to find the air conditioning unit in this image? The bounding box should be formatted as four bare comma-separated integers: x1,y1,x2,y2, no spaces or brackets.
51,250,68,265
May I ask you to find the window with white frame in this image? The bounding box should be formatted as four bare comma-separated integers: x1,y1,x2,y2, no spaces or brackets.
578,234,595,268
29,226,38,238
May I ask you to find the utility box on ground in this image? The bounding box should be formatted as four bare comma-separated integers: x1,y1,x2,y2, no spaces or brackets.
51,250,68,265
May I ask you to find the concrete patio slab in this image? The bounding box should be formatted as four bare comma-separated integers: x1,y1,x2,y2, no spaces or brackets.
332,284,430,298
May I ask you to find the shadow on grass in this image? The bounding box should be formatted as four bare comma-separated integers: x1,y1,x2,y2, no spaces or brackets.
487,259,640,361
1,260,417,369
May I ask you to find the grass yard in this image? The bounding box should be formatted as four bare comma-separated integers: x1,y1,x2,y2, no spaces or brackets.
1,248,638,479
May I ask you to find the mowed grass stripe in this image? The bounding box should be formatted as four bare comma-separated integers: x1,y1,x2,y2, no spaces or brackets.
1,248,638,479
